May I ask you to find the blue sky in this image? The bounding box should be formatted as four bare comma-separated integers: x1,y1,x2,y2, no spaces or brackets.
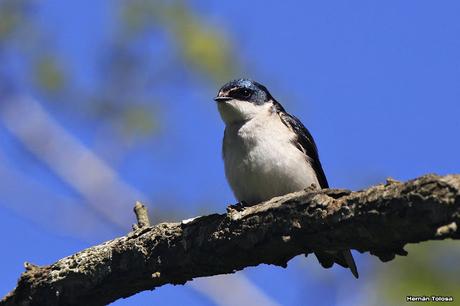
1,1,459,305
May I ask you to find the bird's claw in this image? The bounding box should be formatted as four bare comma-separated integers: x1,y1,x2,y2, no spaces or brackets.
226,201,247,212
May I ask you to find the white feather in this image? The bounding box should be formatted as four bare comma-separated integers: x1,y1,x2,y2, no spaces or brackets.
219,100,319,205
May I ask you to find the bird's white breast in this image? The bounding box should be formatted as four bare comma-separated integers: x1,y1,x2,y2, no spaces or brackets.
223,109,319,205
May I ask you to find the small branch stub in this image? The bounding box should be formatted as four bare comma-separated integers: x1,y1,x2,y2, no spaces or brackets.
133,201,150,230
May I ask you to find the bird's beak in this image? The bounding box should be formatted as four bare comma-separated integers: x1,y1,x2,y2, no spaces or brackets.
214,96,232,102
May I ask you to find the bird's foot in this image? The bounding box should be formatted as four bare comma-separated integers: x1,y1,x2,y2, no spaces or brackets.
226,201,248,212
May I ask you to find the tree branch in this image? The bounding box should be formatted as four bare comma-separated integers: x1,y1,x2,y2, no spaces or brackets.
2,174,460,306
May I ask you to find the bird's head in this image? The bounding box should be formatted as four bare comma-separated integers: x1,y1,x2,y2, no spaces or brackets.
214,79,275,125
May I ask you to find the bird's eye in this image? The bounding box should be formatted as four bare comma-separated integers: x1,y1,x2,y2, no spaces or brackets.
236,88,251,99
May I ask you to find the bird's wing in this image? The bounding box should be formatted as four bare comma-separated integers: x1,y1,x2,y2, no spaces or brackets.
274,103,359,278
277,108,329,188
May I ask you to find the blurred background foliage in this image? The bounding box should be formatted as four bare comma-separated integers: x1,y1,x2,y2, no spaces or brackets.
0,0,459,305
0,0,236,138
374,241,460,306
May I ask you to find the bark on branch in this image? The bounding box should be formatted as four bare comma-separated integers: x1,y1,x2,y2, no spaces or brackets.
2,174,460,306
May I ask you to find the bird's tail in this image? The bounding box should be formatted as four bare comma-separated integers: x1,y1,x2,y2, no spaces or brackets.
314,249,359,278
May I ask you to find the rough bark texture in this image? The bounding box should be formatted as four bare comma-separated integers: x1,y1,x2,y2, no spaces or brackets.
2,174,460,306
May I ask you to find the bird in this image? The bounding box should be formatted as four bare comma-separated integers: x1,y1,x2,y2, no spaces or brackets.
213,78,359,278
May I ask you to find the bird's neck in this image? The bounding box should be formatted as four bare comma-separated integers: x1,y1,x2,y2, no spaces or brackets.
218,100,275,126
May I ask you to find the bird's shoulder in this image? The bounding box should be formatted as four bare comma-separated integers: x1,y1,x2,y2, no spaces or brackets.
272,100,329,189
